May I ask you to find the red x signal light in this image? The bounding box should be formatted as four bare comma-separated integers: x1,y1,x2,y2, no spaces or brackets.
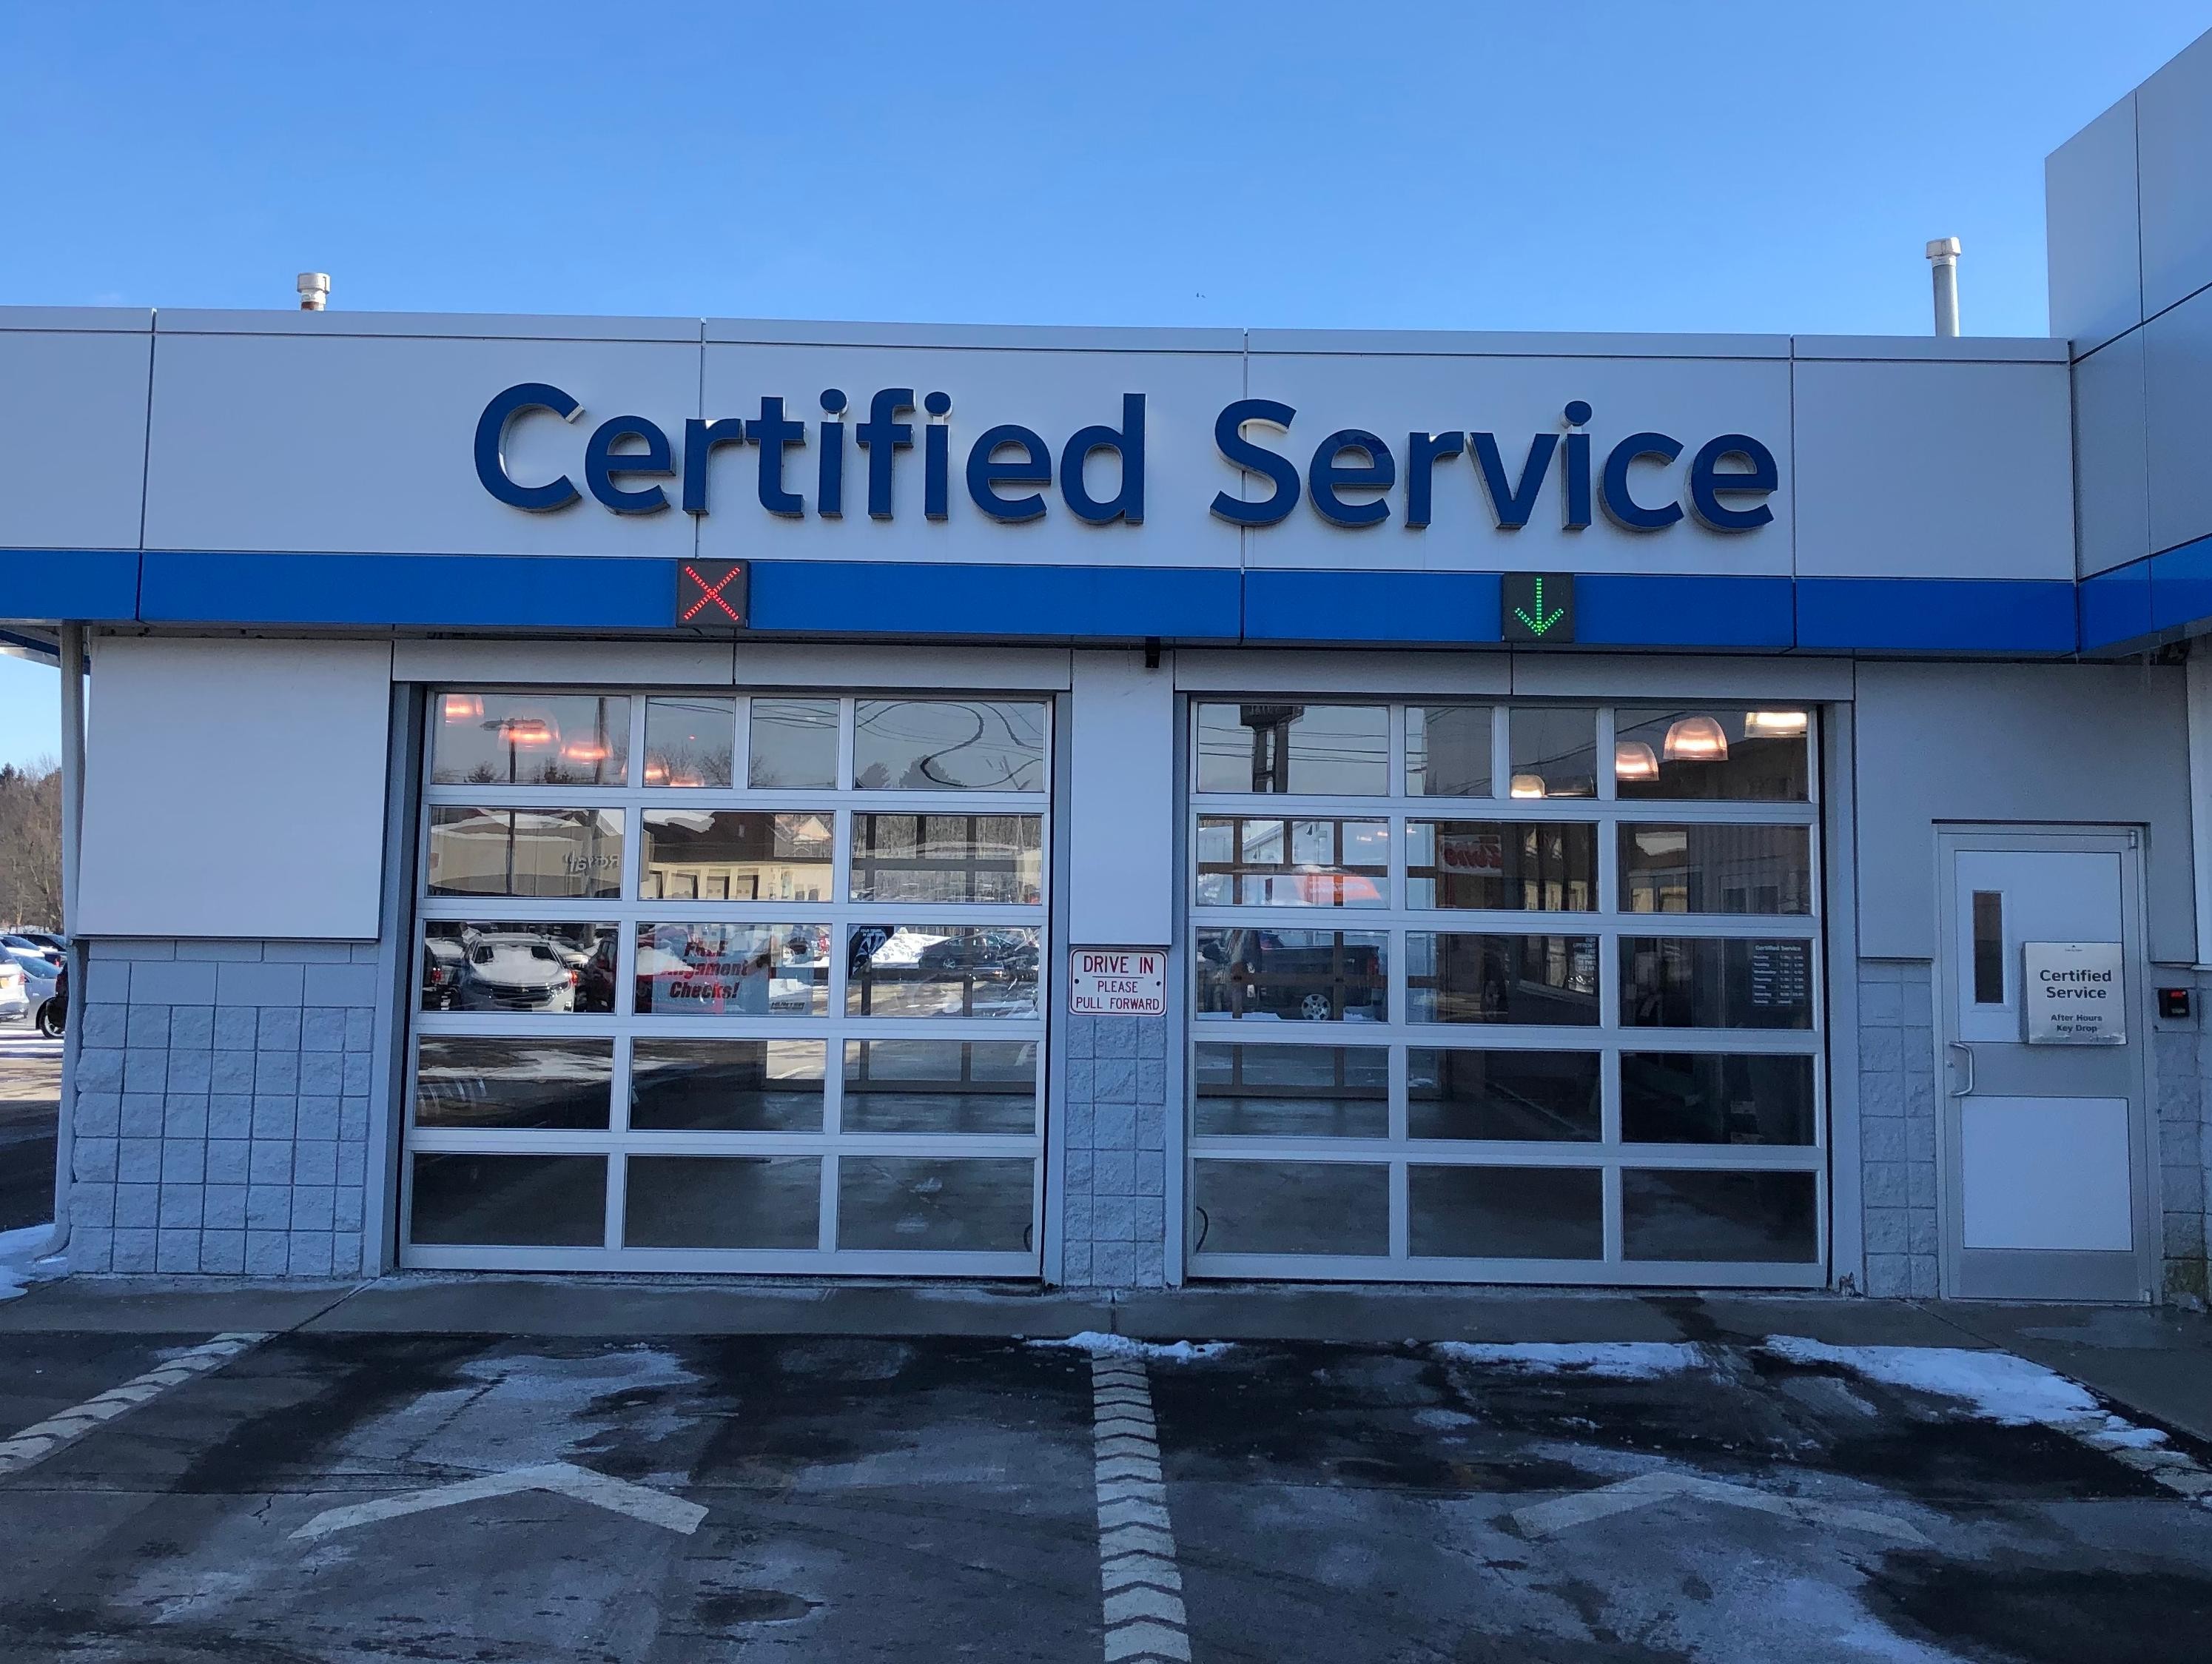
676,560,749,628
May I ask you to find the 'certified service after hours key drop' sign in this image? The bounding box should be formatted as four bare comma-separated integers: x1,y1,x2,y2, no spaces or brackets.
2022,941,2127,1044
1069,950,1167,1016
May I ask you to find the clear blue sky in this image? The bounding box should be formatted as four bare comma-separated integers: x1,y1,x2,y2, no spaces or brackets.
3,1,2209,762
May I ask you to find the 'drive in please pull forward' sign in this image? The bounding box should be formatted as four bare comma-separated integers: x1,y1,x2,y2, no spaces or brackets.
1069,950,1167,1016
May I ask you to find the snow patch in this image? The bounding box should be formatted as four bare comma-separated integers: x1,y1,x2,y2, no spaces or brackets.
1761,1336,2111,1427
0,1223,64,1303
1029,1331,1235,1362
1431,1341,1711,1380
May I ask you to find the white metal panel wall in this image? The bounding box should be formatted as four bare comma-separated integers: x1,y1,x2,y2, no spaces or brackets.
2074,331,2152,577
0,316,153,551
78,637,394,939
2135,30,2212,322
141,321,702,557
1852,661,2193,964
1792,358,2076,580
2142,284,2212,557
2045,94,2145,355
1066,649,1176,946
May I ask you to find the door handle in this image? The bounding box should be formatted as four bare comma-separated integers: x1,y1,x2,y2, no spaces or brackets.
1946,1041,1976,1098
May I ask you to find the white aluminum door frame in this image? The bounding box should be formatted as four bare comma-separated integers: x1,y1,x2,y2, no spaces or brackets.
1933,825,2158,1303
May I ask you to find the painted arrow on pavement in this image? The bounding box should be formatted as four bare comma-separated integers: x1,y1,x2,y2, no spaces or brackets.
1511,1469,1926,1545
292,1461,706,1541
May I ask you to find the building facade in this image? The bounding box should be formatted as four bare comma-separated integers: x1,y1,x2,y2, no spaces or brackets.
9,33,2212,1303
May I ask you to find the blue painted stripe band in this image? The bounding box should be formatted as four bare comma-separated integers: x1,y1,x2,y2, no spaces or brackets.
1243,571,1501,643
749,560,1240,638
1576,574,1794,648
1794,577,2079,654
0,549,2121,654
0,550,141,622
140,551,673,628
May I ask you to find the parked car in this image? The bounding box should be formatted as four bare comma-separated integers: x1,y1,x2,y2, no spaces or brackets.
1,933,62,970
1,942,61,1033
455,932,579,1013
0,960,27,1025
11,930,67,959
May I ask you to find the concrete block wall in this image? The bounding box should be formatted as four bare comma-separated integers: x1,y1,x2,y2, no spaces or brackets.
66,939,383,1278
1059,1012,1170,1289
1857,961,1941,1298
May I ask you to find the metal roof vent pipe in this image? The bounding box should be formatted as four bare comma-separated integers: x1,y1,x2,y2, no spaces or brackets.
296,271,330,311
1926,238,1960,337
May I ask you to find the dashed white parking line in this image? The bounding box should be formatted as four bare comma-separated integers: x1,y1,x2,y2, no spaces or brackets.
1090,1354,1191,1664
0,1332,266,1478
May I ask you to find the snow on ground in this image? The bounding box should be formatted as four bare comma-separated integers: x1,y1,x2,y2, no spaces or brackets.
1431,1341,1712,1380
1029,1331,1237,1362
0,1222,62,1303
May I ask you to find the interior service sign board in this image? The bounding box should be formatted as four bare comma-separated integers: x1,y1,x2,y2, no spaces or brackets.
2022,941,2127,1044
1069,950,1167,1016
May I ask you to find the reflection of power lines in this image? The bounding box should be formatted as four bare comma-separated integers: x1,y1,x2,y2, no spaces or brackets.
853,701,1044,789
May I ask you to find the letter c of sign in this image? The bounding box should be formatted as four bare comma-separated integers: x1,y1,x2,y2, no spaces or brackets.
476,382,583,511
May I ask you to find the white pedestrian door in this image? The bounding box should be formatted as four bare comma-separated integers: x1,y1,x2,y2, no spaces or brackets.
1935,830,2154,1301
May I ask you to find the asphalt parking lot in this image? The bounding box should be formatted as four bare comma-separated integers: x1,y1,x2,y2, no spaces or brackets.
0,1305,2208,1663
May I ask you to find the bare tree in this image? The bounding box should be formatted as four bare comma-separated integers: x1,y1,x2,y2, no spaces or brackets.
0,756,63,930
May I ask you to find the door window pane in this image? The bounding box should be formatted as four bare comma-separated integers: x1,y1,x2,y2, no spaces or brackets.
1192,1160,1388,1255
1622,825,1812,915
1193,1044,1389,1137
420,922,616,1014
642,811,835,902
853,700,1046,792
1621,1053,1816,1146
629,1039,826,1131
1195,818,1388,908
1508,708,1596,799
642,696,736,788
1971,890,2006,1004
1409,1166,1603,1259
749,697,839,788
427,808,624,899
1620,938,1814,1030
846,926,1041,1017
1194,702,1388,795
1407,1049,1601,1140
1407,706,1493,797
1195,928,1388,1023
1408,934,1600,1025
410,1153,607,1247
842,1040,1039,1133
432,693,630,786
635,922,831,1015
849,814,1043,905
414,1037,613,1130
1408,822,1596,911
622,1155,820,1249
1622,1169,1818,1261
1614,708,1809,801
836,1157,1035,1251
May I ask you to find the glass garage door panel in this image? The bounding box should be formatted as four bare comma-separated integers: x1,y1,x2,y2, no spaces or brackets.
1187,700,1824,1288
403,691,1050,1275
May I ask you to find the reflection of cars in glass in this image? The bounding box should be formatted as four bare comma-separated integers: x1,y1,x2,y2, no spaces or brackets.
421,938,466,1009
1199,929,1384,1021
457,933,578,1012
916,931,1039,979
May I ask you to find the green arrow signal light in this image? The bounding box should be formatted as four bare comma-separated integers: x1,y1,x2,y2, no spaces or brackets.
1513,576,1565,636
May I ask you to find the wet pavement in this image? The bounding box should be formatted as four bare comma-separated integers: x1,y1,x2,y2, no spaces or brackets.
0,1324,2208,1661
